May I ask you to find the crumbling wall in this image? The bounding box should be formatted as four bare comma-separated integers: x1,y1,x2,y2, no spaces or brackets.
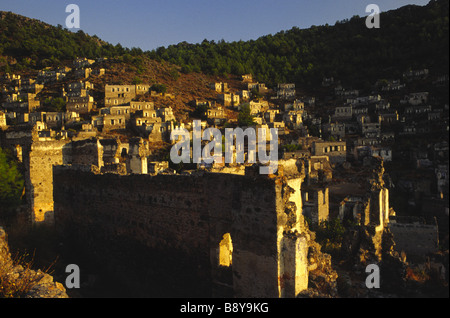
70,138,103,169
53,161,312,297
276,170,309,297
54,166,212,296
303,187,329,227
388,222,439,260
340,157,394,264
126,137,150,174
28,139,71,223
0,128,72,224
99,138,122,164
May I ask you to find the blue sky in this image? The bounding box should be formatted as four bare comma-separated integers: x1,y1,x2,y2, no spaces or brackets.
1,0,431,51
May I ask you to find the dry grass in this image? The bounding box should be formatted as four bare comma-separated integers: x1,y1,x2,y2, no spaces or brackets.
0,249,56,298
405,266,430,283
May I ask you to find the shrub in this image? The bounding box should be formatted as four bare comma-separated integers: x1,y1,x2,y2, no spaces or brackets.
237,103,255,127
169,68,180,81
0,250,49,298
314,218,346,256
150,83,167,94
131,76,142,85
0,147,24,215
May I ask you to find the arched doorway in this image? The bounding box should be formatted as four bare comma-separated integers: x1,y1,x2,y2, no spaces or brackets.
219,233,233,267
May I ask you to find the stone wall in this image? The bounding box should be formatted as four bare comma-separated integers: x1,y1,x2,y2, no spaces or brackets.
70,138,103,169
28,139,71,223
388,222,439,260
312,141,347,164
52,161,311,297
0,128,72,223
303,187,329,226
1,129,110,224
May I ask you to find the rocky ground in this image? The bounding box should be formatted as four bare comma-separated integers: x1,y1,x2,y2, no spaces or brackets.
0,226,68,298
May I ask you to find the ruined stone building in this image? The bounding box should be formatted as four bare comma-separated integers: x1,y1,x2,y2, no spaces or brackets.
209,82,228,93
51,159,329,297
218,93,240,107
65,80,94,98
0,126,71,223
73,58,95,69
0,126,130,223
333,105,352,120
0,122,399,298
312,141,347,165
277,83,296,99
283,110,303,129
104,84,150,107
322,122,346,140
101,114,127,132
130,101,155,112
387,216,439,262
0,122,339,297
66,95,95,114
303,187,330,226
0,112,8,130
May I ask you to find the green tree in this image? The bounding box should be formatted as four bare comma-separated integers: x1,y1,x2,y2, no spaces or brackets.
43,97,66,112
149,0,449,88
282,144,303,152
307,124,321,137
131,76,143,85
169,68,180,81
313,218,347,256
191,103,208,120
150,83,167,94
238,103,256,127
0,147,24,214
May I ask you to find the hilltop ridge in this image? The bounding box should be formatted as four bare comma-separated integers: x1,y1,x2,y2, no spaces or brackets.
149,0,449,87
1,0,449,90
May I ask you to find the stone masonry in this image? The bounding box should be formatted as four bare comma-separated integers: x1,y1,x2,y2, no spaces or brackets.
52,159,317,297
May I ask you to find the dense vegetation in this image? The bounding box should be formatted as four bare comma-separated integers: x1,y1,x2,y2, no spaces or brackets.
237,103,256,127
149,0,448,88
0,11,140,71
0,147,24,216
0,0,448,89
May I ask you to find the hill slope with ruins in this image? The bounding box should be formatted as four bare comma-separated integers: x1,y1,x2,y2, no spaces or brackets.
0,2,448,299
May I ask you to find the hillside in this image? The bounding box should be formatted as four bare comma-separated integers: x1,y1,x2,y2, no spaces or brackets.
149,0,449,89
0,1,448,121
0,10,245,123
89,56,243,121
3,54,244,128
0,3,448,300
1,1,448,92
0,10,122,71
